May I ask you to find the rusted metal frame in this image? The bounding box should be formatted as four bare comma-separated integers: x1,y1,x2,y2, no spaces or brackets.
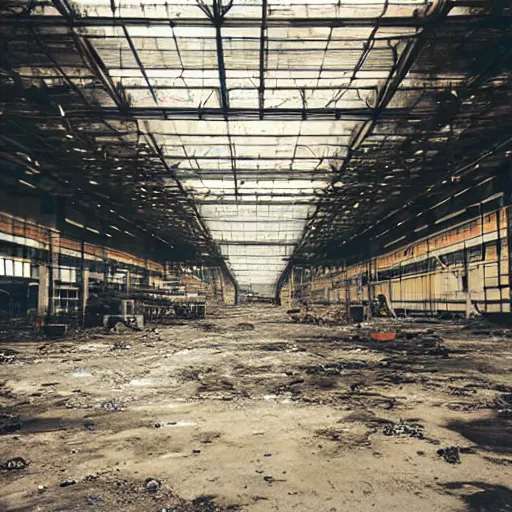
4,14,492,29
27,27,99,145
327,163,509,262
49,0,129,128
207,1,239,197
144,129,221,254
7,42,196,253
87,84,382,92
211,1,230,113
121,24,159,107
258,0,267,119
17,106,416,120
146,154,352,161
291,2,452,268
175,172,335,179
2,117,64,155
216,241,296,246
326,21,381,109
77,37,130,111
195,192,318,198
16,63,412,74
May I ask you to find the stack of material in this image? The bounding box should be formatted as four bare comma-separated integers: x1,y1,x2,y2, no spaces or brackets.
287,304,348,326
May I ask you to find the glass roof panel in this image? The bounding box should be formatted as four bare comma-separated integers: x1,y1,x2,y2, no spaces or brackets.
24,0,452,295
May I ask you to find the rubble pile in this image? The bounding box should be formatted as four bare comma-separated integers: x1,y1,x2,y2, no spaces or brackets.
0,457,29,471
494,393,512,416
0,413,22,435
383,421,425,439
287,304,348,326
0,348,19,364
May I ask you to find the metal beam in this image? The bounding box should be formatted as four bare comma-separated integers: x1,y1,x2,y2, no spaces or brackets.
24,106,414,121
258,0,267,119
4,14,509,29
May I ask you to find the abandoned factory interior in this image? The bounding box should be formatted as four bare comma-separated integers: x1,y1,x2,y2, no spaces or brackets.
1,0,512,511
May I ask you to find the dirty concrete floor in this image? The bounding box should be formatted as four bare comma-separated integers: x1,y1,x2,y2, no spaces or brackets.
0,304,511,512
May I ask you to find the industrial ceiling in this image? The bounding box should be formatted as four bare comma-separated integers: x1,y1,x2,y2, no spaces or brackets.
0,0,511,295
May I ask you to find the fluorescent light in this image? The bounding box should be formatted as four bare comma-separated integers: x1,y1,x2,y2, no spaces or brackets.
65,218,84,228
58,104,65,117
434,208,467,224
384,235,406,248
18,179,36,189
86,227,100,235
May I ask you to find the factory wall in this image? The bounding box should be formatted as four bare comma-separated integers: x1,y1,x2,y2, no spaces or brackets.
0,202,233,318
280,206,510,316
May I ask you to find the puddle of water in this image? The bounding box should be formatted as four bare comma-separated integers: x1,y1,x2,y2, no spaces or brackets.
167,420,197,427
159,452,187,459
72,370,92,378
167,400,189,408
129,378,153,387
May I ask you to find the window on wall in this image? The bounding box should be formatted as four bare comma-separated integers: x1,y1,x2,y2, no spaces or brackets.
14,261,23,277
0,257,32,278
5,259,13,276
53,288,79,314
58,267,77,283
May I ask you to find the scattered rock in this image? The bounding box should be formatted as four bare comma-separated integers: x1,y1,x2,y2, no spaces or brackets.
383,422,425,439
38,485,47,493
0,414,22,435
112,322,130,334
111,340,131,350
85,495,103,505
96,400,124,412
235,322,255,331
83,419,95,430
0,348,19,364
437,446,461,464
0,457,29,470
60,479,77,487
145,478,162,493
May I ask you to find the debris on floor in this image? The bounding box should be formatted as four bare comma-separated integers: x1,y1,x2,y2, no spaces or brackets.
0,349,19,364
0,457,29,471
370,332,397,342
0,305,511,512
145,478,163,493
287,304,347,326
382,421,425,439
0,414,21,435
235,322,255,330
59,479,77,487
111,340,132,350
436,446,476,464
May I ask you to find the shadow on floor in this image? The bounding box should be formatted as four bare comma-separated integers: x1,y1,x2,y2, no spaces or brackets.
446,415,512,454
441,481,512,512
